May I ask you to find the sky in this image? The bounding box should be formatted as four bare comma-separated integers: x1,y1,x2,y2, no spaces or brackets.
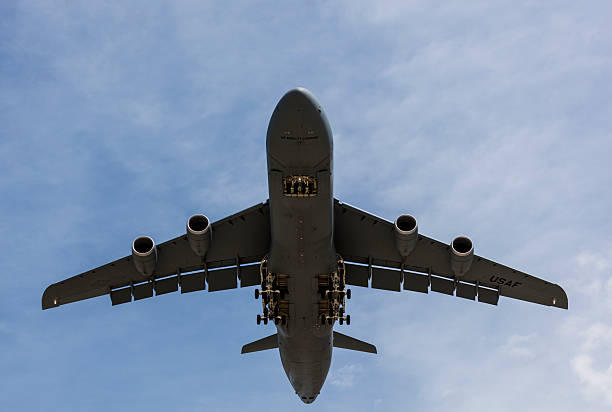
1,1,612,410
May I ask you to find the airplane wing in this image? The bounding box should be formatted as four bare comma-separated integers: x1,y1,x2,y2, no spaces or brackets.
334,199,568,309
42,201,270,309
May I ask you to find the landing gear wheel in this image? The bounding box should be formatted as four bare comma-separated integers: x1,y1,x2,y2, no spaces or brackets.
339,317,344,325
256,314,261,325
274,317,280,325
346,289,351,299
255,289,260,299
263,317,268,325
327,317,333,325
346,315,350,325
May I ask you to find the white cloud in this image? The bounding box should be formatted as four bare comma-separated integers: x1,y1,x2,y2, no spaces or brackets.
500,334,536,360
329,363,365,389
572,355,612,406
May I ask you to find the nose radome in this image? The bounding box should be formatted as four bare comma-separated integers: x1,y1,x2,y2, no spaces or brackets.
299,393,318,404
278,87,322,112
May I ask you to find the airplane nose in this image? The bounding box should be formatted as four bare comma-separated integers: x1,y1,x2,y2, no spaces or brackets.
266,87,333,170
298,393,318,404
277,87,321,113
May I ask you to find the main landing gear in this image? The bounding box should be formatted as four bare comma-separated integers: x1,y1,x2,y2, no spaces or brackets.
318,256,351,326
255,258,288,326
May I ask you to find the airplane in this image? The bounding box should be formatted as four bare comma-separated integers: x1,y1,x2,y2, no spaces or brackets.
42,87,568,404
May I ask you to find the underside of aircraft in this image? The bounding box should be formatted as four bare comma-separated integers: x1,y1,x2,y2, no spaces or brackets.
42,87,567,404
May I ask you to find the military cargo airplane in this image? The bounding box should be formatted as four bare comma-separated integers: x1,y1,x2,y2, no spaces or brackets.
42,87,568,404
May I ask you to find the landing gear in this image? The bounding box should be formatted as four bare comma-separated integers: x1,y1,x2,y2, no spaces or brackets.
256,257,289,326
318,256,351,326
256,314,261,325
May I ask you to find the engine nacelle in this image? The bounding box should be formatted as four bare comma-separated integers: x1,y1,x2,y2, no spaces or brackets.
394,214,418,258
132,236,157,276
450,236,474,277
187,214,211,257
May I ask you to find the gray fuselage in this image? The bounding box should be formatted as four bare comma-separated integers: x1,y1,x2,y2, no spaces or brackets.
266,88,336,404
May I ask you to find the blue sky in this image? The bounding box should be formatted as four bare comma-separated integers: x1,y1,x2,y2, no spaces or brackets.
2,1,612,410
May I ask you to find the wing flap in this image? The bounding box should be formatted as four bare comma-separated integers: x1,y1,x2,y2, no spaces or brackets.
371,267,401,292
345,263,369,287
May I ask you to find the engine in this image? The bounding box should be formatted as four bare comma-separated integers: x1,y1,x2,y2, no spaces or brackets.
187,214,211,257
450,236,474,277
132,236,157,276
394,214,418,258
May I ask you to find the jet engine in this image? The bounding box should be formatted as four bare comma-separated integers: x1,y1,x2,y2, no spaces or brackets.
450,236,474,277
132,236,157,276
187,214,211,257
394,214,418,258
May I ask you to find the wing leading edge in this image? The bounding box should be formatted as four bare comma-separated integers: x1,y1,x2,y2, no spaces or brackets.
334,199,568,309
42,201,271,310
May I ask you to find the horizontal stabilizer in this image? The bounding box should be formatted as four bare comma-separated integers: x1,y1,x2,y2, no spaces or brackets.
333,331,377,354
241,333,279,354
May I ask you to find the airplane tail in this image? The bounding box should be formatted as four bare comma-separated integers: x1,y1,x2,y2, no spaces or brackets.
241,331,377,354
241,333,279,354
333,331,377,354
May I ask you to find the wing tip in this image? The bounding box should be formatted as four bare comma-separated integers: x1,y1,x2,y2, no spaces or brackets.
41,284,59,310
553,284,568,310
